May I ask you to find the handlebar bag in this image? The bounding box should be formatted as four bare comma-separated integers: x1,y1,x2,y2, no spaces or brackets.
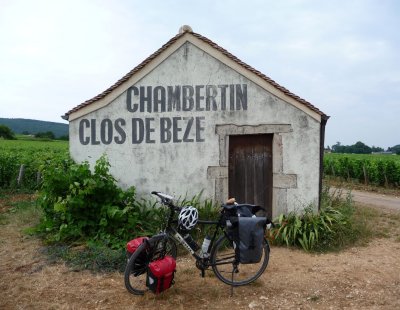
234,217,266,264
146,256,176,294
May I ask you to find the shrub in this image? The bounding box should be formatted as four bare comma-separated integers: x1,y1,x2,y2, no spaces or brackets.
0,125,16,139
35,131,55,140
37,155,166,248
270,186,356,252
35,159,223,271
37,155,219,250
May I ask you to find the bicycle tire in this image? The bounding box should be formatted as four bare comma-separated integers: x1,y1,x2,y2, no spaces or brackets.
210,234,270,286
124,236,177,295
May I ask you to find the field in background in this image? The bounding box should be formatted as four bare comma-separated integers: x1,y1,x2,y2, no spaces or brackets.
1,137,68,149
0,138,68,189
324,153,400,188
325,153,400,162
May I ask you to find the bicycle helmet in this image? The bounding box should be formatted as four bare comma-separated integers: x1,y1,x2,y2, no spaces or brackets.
178,206,198,230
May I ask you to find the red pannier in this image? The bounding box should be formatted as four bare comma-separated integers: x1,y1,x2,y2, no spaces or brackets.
126,237,149,259
146,256,176,294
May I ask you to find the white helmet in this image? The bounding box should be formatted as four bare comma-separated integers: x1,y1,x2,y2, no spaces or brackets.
178,206,198,230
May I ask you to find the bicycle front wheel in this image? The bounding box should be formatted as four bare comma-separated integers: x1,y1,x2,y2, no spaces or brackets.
210,235,270,286
124,236,177,295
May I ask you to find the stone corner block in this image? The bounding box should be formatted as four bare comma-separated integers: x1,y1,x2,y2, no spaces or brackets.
273,173,297,189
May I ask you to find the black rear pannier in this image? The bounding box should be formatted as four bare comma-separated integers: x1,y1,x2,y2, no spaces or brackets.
236,217,266,264
223,204,267,264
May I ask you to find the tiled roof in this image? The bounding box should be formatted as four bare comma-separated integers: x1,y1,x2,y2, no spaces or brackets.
62,30,328,120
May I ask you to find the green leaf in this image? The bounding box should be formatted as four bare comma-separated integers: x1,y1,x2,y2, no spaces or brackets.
99,218,108,227
54,201,66,213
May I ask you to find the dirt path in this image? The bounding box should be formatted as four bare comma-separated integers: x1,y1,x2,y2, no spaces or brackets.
351,190,400,211
1,194,400,309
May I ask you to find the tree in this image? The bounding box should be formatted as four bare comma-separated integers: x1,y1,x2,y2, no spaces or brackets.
388,145,400,155
35,131,55,140
59,135,69,141
331,142,346,153
331,141,376,154
0,125,16,139
351,141,371,154
371,146,384,152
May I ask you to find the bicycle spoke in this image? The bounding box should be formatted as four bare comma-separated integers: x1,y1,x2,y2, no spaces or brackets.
125,236,177,295
211,235,270,286
215,254,235,261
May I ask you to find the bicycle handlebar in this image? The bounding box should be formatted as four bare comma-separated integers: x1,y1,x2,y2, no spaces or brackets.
151,191,181,211
151,191,174,201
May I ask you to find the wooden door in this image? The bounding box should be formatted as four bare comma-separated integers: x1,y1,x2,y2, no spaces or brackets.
228,134,273,218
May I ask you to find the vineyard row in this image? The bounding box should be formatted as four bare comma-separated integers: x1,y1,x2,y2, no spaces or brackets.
1,149,400,190
324,155,400,187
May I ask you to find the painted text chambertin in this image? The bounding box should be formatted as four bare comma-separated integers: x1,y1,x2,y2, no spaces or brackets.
64,26,328,216
78,84,247,145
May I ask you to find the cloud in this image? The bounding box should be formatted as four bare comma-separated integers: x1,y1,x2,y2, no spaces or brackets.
0,0,399,148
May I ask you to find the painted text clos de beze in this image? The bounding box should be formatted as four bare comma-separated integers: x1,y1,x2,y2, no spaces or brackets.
78,84,248,145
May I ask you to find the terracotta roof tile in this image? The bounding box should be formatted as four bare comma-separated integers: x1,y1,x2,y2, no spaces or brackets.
62,31,328,120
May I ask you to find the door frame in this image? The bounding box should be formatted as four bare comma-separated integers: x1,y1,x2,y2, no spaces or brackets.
207,124,297,218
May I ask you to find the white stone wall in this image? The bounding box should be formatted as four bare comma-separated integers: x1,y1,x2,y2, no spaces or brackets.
69,42,321,213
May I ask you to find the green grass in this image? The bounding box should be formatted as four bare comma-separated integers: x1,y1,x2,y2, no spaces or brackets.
12,201,42,226
0,137,68,151
0,195,42,227
42,243,127,273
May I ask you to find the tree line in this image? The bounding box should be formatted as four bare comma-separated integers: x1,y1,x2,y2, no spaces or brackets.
328,141,400,155
0,125,68,141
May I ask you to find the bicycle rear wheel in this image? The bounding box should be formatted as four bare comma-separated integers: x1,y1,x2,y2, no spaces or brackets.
210,235,269,286
124,236,177,295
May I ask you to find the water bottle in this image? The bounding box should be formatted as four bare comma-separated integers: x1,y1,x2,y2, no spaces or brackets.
201,235,211,258
183,233,199,251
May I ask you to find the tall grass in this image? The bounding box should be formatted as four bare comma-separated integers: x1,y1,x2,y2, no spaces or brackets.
270,185,369,252
0,196,42,228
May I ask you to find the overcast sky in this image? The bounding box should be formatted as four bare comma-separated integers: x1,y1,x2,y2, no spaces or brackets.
0,0,399,149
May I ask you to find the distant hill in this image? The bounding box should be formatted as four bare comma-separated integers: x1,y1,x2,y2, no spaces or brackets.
0,118,68,138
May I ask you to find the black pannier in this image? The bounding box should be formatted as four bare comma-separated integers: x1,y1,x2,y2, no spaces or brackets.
223,204,267,264
236,217,266,264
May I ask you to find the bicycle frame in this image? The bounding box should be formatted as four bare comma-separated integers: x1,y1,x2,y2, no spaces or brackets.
147,193,228,268
149,218,223,263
